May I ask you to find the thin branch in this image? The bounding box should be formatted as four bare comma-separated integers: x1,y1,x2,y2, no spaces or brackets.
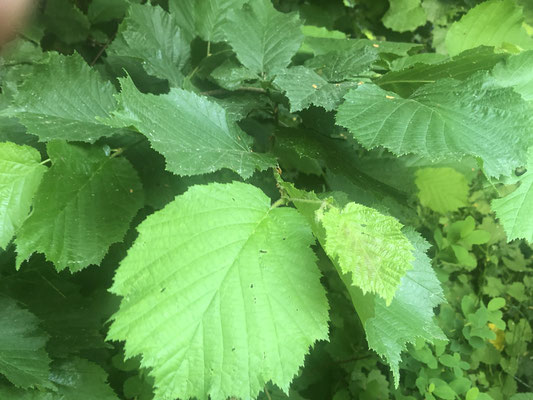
337,354,372,364
90,35,115,66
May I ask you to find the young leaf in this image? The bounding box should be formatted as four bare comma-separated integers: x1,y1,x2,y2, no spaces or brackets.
274,66,355,112
15,141,143,272
317,202,415,305
222,0,303,77
108,182,329,400
415,167,469,214
492,148,533,243
445,0,533,56
110,76,275,178
107,3,190,87
382,0,427,33
0,142,46,249
279,181,445,387
0,297,51,389
336,73,532,178
9,53,120,143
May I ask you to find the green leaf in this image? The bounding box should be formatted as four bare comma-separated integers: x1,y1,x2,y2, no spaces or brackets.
222,0,303,77
303,37,422,57
107,3,190,87
0,269,112,357
167,0,196,41
43,0,90,44
213,92,273,122
510,394,533,400
492,148,533,242
88,0,130,24
210,59,259,91
445,0,533,56
489,50,533,102
0,142,46,249
299,25,346,54
108,182,329,400
378,46,507,96
48,358,119,399
421,0,455,25
364,229,446,385
317,202,414,305
452,244,477,269
116,138,185,210
273,129,324,176
0,297,50,389
487,297,505,311
336,73,532,178
507,282,528,302
389,52,448,71
15,141,143,272
415,167,469,214
304,46,378,82
274,66,356,112
10,53,120,143
111,76,275,178
0,358,119,399
168,0,247,42
430,378,456,399
278,181,445,387
518,0,533,24
382,0,427,33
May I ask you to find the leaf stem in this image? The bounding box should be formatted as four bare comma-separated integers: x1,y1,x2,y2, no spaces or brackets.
286,197,328,206
110,137,145,158
38,272,66,298
271,198,287,209
40,158,51,165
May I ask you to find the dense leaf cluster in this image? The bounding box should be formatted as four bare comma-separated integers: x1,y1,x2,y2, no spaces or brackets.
0,0,532,399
